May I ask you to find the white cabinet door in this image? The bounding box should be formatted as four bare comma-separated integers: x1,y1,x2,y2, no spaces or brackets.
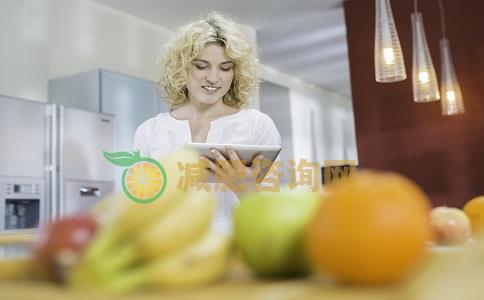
101,70,165,153
259,81,293,184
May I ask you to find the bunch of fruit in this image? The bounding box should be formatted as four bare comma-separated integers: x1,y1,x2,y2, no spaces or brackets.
234,171,432,284
3,156,484,296
234,170,484,287
68,190,230,292
33,150,232,292
233,174,484,296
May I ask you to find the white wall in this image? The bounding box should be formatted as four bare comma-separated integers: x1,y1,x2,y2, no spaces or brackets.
0,0,173,103
48,0,172,84
0,0,50,102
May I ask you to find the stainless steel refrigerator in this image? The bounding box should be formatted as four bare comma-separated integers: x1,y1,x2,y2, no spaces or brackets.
0,96,50,234
53,106,115,219
49,69,167,191
0,95,115,234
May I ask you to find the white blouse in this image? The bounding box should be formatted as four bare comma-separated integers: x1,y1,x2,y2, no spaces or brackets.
133,108,282,233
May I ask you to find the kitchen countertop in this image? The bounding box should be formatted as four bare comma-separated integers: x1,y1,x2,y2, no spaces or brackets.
0,265,405,300
0,233,34,245
0,236,467,300
0,255,407,300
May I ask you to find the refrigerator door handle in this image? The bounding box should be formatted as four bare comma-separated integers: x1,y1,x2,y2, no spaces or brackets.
79,186,101,197
46,104,60,221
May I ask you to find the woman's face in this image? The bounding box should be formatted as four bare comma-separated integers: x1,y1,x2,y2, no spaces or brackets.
186,43,234,106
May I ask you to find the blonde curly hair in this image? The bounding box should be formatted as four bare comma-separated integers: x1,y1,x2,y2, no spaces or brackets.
158,13,260,109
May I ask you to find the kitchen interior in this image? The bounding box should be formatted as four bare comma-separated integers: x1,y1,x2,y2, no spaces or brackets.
0,0,483,298
0,0,357,234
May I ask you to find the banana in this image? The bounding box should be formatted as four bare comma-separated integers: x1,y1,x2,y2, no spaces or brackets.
82,149,200,263
135,189,216,259
110,149,200,233
84,189,216,277
69,149,232,292
107,230,232,292
147,230,232,288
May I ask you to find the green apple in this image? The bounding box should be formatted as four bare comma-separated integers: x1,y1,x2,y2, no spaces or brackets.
234,189,321,277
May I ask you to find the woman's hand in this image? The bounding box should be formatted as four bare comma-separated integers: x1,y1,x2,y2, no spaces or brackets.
201,146,264,194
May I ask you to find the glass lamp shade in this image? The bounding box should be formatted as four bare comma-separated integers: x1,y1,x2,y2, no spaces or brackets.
411,12,440,102
374,0,407,82
440,38,465,115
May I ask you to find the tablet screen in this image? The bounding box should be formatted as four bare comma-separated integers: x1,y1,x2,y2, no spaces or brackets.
185,143,282,182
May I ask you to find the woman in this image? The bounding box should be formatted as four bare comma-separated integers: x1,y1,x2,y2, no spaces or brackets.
133,13,281,233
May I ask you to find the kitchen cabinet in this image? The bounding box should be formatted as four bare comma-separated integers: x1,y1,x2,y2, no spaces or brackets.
259,80,294,184
49,69,168,153
49,70,167,191
100,71,169,154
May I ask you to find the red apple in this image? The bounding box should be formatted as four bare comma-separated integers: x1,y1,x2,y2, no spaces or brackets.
33,214,98,282
430,206,471,246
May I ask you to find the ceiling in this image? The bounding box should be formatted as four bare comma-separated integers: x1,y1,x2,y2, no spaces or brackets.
94,0,351,98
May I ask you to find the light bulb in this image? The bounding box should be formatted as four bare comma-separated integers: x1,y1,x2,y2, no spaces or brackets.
418,71,429,84
446,90,456,102
440,38,464,115
411,12,439,102
383,48,395,64
374,0,407,82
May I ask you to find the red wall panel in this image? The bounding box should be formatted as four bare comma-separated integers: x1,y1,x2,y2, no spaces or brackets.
344,0,484,207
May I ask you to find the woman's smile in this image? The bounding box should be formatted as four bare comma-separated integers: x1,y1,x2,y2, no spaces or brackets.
202,85,221,93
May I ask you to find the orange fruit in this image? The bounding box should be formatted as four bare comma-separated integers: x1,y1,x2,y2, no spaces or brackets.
463,196,484,235
305,170,432,284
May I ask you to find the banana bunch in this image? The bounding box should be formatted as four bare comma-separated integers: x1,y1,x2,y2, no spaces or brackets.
69,150,232,292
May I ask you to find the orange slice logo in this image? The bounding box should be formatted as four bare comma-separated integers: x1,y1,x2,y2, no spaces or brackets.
103,151,167,204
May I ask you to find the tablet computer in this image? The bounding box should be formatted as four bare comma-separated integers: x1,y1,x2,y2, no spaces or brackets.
185,143,282,182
